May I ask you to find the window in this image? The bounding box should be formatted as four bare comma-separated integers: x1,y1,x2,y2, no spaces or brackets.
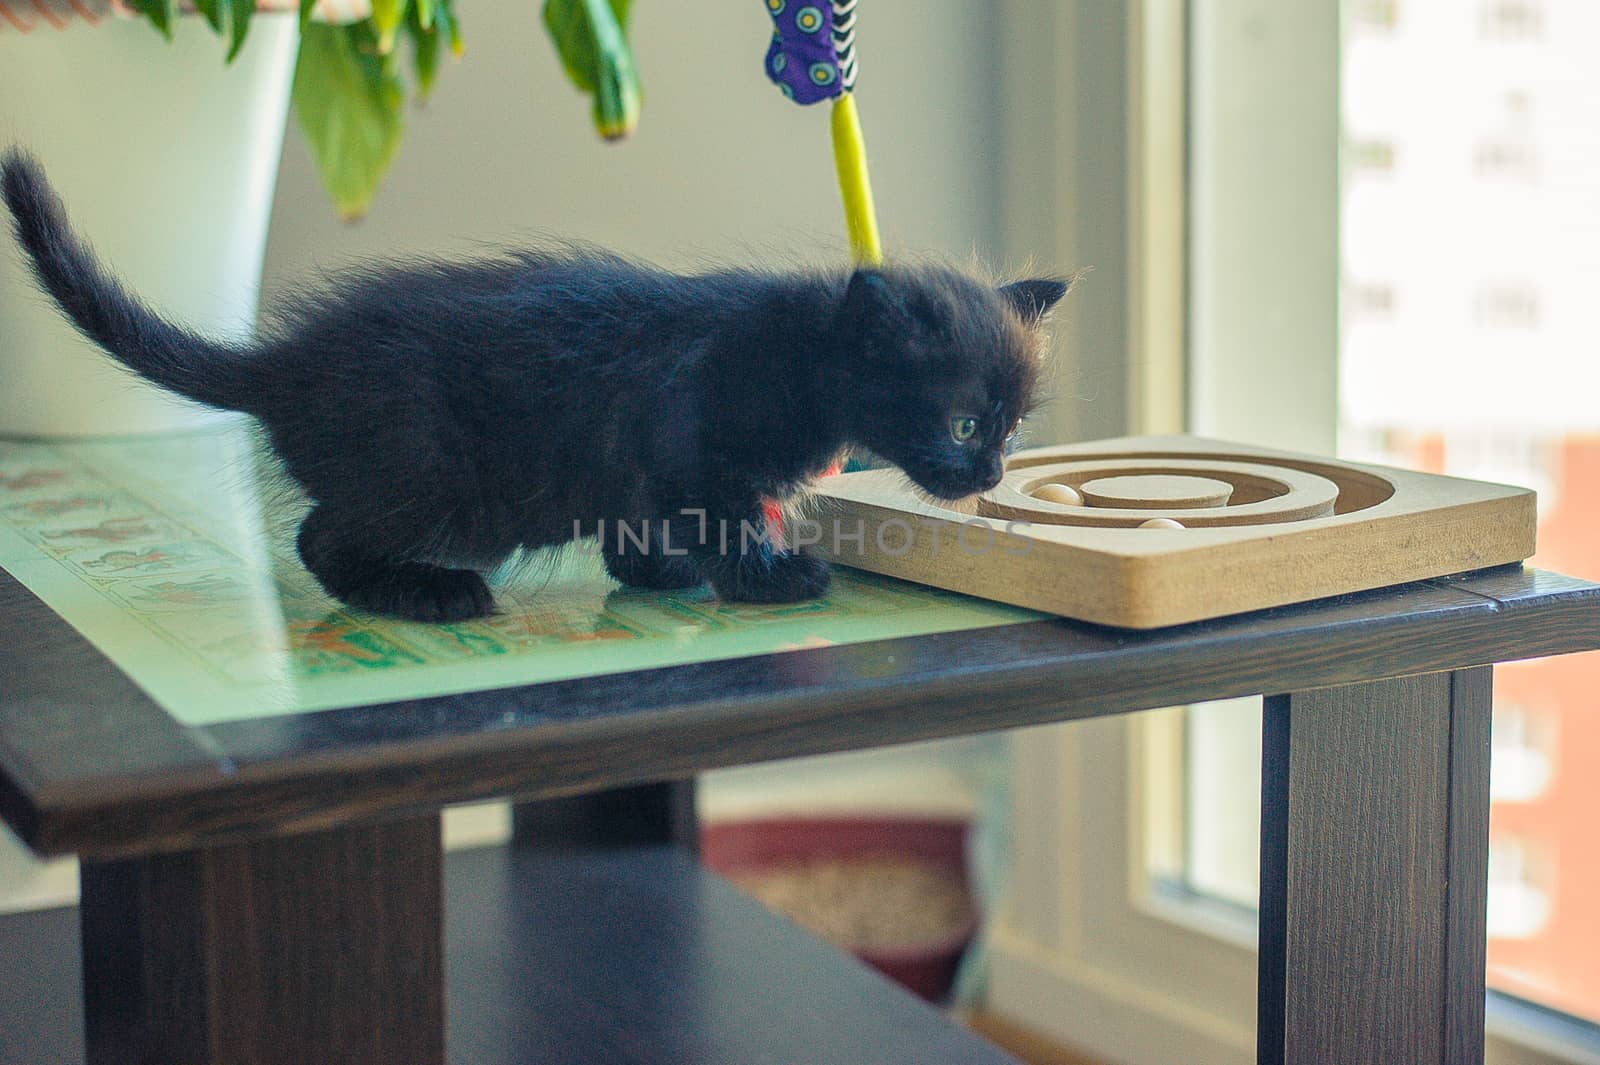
988,2,1600,1062
1187,0,1600,1040
1353,0,1597,1027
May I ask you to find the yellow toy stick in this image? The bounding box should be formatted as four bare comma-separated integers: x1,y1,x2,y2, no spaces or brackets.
830,93,883,267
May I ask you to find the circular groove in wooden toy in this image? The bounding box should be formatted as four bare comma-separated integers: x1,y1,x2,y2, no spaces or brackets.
980,458,1351,528
1002,450,1397,515
1076,474,1233,510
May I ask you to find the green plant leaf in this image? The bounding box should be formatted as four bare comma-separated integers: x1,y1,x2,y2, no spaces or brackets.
178,0,250,62
442,0,462,56
541,0,629,92
193,0,223,35
298,0,316,32
542,0,639,140
226,0,253,62
292,22,406,220
369,0,402,54
406,0,442,96
413,0,434,31
128,0,177,40
423,0,462,57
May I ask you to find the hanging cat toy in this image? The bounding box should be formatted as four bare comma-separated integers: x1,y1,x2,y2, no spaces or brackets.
762,0,883,268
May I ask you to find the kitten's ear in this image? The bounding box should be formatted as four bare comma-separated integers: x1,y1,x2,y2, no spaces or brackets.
999,277,1071,325
840,269,907,333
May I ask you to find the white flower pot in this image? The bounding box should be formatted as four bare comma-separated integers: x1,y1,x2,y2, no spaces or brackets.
0,15,296,437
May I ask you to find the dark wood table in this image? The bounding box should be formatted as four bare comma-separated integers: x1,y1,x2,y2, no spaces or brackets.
4,562,1600,1065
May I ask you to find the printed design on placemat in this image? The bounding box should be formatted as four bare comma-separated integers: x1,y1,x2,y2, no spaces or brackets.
289,615,431,674
107,572,257,612
71,541,239,577
2,494,116,521
0,468,69,493
0,431,1040,726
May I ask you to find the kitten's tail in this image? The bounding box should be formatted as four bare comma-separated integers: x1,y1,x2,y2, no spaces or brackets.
1,149,258,413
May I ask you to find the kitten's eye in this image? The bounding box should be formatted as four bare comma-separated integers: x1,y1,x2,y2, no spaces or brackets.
950,416,978,443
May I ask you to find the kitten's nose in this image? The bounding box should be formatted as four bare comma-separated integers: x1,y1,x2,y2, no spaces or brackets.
979,458,1005,491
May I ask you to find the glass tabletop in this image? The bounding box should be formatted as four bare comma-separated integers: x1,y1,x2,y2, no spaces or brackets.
0,429,1038,727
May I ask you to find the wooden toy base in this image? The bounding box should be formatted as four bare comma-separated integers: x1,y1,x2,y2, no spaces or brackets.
812,435,1538,628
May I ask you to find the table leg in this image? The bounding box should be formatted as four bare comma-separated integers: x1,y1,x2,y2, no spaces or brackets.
511,779,698,853
79,815,443,1065
1257,667,1491,1065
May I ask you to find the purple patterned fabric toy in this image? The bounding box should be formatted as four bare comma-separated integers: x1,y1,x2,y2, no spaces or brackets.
764,0,858,105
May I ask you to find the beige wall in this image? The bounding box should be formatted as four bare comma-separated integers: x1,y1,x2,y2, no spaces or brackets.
263,0,1004,295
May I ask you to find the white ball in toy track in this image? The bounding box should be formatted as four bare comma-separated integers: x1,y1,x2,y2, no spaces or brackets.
1032,482,1083,506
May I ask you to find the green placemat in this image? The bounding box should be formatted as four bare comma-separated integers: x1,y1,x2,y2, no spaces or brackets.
0,430,1041,727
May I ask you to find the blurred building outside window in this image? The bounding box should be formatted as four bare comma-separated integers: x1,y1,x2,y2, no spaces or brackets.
1180,0,1600,1029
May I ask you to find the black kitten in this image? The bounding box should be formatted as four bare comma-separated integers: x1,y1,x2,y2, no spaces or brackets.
1,151,1068,622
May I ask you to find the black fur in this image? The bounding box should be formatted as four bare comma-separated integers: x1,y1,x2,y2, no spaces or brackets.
2,150,1069,621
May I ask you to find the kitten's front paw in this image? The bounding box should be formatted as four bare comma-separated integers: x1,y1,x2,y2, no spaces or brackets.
711,551,831,604
604,550,705,591
343,564,496,623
